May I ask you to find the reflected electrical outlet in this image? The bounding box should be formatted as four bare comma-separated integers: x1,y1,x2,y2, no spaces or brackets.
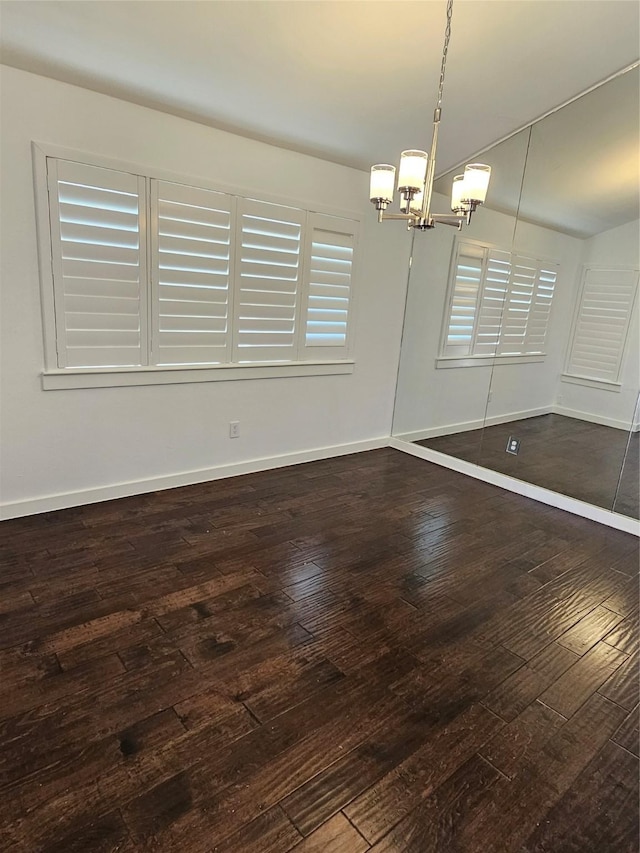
506,436,520,455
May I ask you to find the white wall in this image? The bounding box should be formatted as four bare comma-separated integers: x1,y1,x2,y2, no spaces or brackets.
392,192,583,437
556,218,639,429
0,66,411,516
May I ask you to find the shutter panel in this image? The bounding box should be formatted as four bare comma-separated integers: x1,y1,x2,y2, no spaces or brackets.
47,159,147,368
497,255,558,356
302,213,357,359
498,255,535,355
567,267,638,382
474,249,511,356
443,241,485,357
524,261,558,354
233,198,304,363
151,180,233,365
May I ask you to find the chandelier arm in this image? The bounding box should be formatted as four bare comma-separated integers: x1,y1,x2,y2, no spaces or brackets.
420,0,454,222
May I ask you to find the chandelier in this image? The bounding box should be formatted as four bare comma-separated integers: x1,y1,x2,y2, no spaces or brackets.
369,0,491,231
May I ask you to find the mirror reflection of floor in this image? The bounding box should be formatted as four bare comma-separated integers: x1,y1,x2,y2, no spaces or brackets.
415,413,639,519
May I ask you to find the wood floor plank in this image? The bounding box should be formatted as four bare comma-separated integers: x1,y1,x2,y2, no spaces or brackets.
482,641,578,722
367,754,501,853
343,703,504,843
205,805,302,853
289,813,369,853
556,604,624,656
538,641,630,718
479,700,566,778
521,740,639,853
611,705,639,757
598,649,639,711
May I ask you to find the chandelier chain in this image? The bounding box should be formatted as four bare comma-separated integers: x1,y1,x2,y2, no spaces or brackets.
436,0,454,111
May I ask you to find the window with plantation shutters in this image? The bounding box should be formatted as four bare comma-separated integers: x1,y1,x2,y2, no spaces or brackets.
233,198,305,363
441,239,558,361
565,266,638,383
40,152,360,383
151,181,233,365
302,213,357,359
46,159,147,368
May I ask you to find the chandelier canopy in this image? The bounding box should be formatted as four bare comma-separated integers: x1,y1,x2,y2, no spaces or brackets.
369,0,491,231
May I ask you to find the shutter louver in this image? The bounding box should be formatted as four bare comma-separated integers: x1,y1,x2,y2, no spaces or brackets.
47,160,146,368
151,181,233,365
233,199,304,363
567,267,638,382
302,213,357,358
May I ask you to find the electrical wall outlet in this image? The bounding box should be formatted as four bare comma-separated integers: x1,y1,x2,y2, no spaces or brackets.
506,436,520,455
229,421,240,439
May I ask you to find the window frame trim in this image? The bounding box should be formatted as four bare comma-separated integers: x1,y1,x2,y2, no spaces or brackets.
32,141,362,384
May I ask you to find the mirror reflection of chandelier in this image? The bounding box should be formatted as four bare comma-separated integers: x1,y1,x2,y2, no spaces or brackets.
369,0,492,231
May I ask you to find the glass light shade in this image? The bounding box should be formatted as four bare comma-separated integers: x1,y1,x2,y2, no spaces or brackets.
401,188,424,214
397,150,428,190
450,174,466,210
370,164,396,202
462,163,491,203
410,188,424,214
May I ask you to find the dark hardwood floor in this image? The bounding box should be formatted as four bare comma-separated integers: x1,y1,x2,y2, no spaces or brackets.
417,414,640,518
0,448,638,852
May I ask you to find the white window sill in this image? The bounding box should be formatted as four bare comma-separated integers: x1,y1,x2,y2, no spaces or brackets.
436,354,546,369
560,373,622,393
42,360,355,390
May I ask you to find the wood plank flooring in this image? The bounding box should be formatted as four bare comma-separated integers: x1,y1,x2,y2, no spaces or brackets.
0,448,638,852
417,413,640,518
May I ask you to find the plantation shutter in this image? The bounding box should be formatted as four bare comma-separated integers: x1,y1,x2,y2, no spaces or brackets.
566,267,638,382
47,159,147,368
442,241,485,357
233,198,305,363
474,248,511,356
301,213,357,359
442,240,558,360
151,181,233,365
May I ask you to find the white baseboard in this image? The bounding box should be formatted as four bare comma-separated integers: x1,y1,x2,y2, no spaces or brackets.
0,437,389,520
389,437,640,536
396,406,553,443
552,405,635,432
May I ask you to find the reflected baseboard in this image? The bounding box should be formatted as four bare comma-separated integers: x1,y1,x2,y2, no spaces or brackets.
388,437,640,536
395,404,638,444
396,406,553,443
553,405,639,432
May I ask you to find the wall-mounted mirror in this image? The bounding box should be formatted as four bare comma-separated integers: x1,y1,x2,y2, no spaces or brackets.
392,64,639,521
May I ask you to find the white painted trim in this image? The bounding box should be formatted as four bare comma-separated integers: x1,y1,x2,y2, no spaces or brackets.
552,405,633,431
560,374,622,392
394,406,553,443
0,437,388,520
436,355,546,369
41,360,355,390
388,438,640,536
